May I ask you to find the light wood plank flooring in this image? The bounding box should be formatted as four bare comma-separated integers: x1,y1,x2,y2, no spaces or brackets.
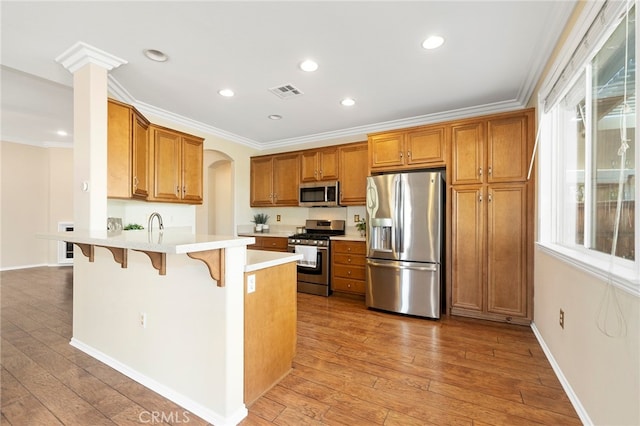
1,267,580,425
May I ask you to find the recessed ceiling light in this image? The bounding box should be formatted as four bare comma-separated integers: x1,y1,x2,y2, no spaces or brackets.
422,35,445,50
300,59,319,72
218,89,235,97
143,49,168,62
56,130,68,137
340,98,356,107
268,114,282,120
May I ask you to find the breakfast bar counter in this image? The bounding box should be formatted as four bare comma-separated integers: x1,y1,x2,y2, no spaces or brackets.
38,229,299,425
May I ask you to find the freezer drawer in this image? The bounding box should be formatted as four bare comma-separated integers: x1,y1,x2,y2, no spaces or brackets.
366,258,441,319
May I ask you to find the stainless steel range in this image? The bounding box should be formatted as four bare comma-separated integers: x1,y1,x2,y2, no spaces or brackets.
288,219,345,296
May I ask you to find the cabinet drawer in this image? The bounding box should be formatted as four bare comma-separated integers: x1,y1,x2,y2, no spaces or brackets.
261,237,288,252
332,277,366,295
333,264,365,280
332,240,366,255
333,253,366,266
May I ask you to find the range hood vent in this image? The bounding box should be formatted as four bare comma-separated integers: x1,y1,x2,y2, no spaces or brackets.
269,83,304,99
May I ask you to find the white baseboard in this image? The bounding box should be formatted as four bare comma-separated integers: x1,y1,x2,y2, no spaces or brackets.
70,338,248,426
0,263,48,272
530,322,592,425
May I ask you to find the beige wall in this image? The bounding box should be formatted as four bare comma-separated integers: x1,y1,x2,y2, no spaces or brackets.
0,141,74,269
530,3,640,425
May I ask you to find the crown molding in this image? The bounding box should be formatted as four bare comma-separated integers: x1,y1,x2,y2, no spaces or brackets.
56,41,127,74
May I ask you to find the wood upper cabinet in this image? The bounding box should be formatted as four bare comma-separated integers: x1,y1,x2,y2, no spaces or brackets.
148,125,204,204
107,99,150,199
250,153,300,207
451,110,533,185
338,142,368,205
300,147,339,182
369,124,446,172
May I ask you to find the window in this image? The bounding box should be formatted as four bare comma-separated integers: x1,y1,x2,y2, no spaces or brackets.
539,1,638,293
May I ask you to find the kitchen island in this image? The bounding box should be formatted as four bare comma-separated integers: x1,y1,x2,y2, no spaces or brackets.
39,229,301,426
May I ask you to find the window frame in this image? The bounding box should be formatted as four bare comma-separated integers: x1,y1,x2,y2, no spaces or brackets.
537,0,639,296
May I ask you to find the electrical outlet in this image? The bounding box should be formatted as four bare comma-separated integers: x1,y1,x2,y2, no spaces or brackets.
354,214,360,222
559,309,565,329
140,312,147,328
276,215,281,222
247,274,256,294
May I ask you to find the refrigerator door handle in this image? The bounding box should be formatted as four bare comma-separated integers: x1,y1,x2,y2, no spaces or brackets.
394,176,403,254
367,260,437,272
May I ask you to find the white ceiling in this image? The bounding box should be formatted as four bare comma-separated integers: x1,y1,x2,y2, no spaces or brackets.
1,1,576,150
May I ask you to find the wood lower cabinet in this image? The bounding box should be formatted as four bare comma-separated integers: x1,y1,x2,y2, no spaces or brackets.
148,125,204,204
451,184,530,323
250,153,300,206
107,99,150,199
300,147,339,182
369,124,447,172
247,236,288,252
338,142,368,205
244,262,296,405
331,240,366,296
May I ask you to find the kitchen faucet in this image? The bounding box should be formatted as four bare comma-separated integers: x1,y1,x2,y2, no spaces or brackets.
148,212,164,233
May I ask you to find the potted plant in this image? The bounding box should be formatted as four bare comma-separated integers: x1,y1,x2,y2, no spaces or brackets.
356,218,366,237
252,213,270,232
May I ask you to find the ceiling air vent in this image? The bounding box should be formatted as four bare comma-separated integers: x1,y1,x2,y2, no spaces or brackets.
269,83,304,99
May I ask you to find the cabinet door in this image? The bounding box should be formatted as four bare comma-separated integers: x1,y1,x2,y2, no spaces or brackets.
369,132,405,170
181,136,203,203
486,184,528,318
250,156,274,206
406,126,446,167
300,151,319,182
272,153,300,206
451,186,484,312
107,100,133,199
451,122,484,185
152,128,182,201
318,147,339,181
339,142,368,205
487,114,530,183
132,113,149,198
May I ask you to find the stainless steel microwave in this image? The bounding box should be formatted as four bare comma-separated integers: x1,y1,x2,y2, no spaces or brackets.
299,181,340,207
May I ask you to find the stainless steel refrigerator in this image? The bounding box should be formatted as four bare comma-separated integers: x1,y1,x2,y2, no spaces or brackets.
365,171,444,318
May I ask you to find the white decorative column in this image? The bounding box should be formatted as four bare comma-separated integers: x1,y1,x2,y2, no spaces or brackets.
56,42,127,231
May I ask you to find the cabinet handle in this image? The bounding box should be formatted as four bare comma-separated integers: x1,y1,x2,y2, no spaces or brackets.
488,193,493,202
488,166,492,175
407,151,411,159
348,257,352,263
133,176,139,189
347,247,351,252
479,167,483,176
400,152,403,159
274,193,278,202
347,270,351,275
479,194,483,202
314,170,317,177
347,283,352,288
320,170,323,177
176,186,180,195
183,186,186,194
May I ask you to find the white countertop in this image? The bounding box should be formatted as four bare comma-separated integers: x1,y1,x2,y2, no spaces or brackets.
38,230,255,254
245,250,302,272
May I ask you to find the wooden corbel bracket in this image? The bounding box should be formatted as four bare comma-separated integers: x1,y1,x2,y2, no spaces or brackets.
72,243,94,262
97,246,128,269
187,249,225,287
134,250,167,276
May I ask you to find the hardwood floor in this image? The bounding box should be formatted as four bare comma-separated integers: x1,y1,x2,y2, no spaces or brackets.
1,267,580,425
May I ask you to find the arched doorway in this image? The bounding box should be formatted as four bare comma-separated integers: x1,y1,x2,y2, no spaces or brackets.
196,150,234,235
